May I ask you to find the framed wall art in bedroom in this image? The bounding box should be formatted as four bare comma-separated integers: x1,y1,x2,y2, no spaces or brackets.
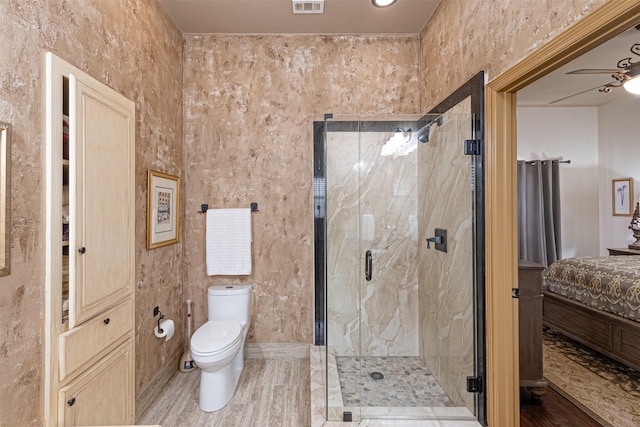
612,177,634,216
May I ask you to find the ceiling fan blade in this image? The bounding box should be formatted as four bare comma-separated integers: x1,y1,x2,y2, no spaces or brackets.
566,68,624,74
549,84,611,104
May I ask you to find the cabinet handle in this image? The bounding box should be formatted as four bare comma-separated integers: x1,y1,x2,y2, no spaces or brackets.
103,318,110,325
67,397,76,407
77,247,86,254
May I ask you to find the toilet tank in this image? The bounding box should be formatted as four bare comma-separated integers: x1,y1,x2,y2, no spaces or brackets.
207,284,252,326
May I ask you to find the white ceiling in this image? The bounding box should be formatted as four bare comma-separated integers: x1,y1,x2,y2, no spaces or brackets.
518,25,640,107
158,0,441,34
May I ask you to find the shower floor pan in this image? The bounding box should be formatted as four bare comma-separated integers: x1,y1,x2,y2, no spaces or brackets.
335,356,454,408
317,346,478,423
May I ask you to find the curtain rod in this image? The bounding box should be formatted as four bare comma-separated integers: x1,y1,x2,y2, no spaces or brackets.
520,159,571,165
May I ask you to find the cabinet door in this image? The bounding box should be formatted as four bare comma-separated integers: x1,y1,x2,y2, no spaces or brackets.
59,340,134,426
68,74,135,328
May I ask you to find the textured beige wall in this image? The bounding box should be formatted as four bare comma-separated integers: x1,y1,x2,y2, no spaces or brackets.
419,0,608,110
182,34,420,343
0,1,183,425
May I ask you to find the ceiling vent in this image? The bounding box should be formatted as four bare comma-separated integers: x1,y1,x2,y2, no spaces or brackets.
292,0,324,14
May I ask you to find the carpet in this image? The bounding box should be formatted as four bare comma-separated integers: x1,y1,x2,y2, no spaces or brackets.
543,328,640,427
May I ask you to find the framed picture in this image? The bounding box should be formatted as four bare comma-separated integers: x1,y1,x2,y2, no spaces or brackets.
0,121,11,276
612,177,634,216
147,170,180,249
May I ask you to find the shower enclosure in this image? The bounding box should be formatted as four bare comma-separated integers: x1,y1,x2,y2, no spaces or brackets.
313,73,486,424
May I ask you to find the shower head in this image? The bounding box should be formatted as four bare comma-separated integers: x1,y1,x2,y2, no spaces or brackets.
417,115,443,143
417,126,430,143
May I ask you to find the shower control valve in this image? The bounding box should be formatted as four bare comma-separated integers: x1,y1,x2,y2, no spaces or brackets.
426,228,448,253
426,236,442,248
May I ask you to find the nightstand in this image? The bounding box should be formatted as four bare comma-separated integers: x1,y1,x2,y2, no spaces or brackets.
607,247,640,256
518,260,547,398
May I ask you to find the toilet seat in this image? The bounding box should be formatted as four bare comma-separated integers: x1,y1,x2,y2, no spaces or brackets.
191,320,242,357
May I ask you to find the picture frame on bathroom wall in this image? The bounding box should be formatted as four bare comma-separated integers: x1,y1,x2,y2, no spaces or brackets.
0,121,11,276
612,177,634,216
147,169,180,249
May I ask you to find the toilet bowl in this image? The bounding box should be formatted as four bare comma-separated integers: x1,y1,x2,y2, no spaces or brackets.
190,320,243,412
190,285,252,412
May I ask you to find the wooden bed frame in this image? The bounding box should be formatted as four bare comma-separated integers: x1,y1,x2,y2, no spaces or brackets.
543,291,640,372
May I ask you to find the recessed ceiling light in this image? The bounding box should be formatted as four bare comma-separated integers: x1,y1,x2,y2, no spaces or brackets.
372,0,397,7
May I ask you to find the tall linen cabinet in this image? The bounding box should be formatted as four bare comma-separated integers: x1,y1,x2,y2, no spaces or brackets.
44,53,136,426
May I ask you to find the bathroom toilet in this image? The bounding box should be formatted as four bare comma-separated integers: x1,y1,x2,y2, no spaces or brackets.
190,284,252,412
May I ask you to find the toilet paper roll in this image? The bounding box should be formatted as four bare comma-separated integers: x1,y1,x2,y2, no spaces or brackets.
154,319,175,342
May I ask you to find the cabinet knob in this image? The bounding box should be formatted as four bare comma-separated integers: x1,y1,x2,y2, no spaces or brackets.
67,397,76,407
77,247,86,254
103,318,110,325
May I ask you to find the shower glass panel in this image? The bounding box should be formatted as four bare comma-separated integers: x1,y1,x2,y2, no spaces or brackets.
418,96,476,416
319,107,479,423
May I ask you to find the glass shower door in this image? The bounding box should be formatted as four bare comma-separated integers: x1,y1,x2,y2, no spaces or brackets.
356,118,424,419
318,79,485,423
357,119,420,360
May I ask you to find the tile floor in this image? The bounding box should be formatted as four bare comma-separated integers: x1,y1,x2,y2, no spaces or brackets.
336,356,454,408
137,358,310,426
139,332,640,426
311,347,482,427
138,346,482,427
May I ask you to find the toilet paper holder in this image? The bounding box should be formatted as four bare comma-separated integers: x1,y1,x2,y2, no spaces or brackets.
154,306,165,333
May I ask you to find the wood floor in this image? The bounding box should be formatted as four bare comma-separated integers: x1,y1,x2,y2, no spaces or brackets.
137,358,310,426
520,386,603,427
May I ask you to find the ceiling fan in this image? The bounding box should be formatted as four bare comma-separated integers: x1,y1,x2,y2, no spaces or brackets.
551,42,640,104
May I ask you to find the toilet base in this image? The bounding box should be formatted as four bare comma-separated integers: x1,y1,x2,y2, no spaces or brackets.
198,363,242,412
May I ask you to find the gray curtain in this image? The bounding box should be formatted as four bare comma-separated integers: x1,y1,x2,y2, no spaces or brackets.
517,160,562,266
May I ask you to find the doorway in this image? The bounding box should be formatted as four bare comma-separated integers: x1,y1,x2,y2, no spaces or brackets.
485,1,640,426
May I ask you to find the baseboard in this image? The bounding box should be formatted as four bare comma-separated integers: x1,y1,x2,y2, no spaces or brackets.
135,349,182,421
245,342,310,359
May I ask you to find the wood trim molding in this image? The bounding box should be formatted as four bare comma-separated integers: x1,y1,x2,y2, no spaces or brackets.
485,88,519,427
491,2,640,93
485,2,640,427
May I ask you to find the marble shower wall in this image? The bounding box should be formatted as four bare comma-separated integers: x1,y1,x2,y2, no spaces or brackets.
418,99,474,410
326,131,361,355
0,1,183,424
326,128,418,356
182,35,421,343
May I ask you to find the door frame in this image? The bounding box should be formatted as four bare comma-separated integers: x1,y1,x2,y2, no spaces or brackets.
485,1,640,426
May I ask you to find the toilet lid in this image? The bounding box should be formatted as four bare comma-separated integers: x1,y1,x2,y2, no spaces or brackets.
191,320,242,356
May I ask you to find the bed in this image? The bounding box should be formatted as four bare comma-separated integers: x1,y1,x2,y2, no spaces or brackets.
542,255,640,372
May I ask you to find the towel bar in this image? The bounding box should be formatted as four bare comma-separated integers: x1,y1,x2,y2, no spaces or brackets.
197,203,259,213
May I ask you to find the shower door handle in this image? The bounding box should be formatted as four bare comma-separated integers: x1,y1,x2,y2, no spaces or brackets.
365,250,372,281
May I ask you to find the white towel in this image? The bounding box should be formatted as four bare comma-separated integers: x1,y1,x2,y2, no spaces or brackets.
206,208,252,275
